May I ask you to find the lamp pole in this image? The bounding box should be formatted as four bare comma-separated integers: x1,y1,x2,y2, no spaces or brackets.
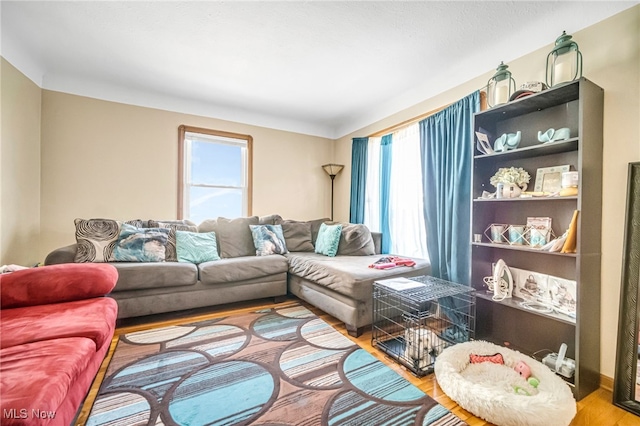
321,163,344,222
330,174,336,221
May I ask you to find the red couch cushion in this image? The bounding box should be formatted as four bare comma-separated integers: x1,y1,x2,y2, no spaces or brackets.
0,337,96,425
0,263,118,309
1,297,117,349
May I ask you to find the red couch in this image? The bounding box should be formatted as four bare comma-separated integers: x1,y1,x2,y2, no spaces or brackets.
0,264,118,426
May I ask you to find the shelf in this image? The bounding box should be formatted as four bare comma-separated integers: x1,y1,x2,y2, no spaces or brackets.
473,196,578,203
474,79,580,122
474,138,578,161
472,242,578,257
476,292,576,325
471,78,603,401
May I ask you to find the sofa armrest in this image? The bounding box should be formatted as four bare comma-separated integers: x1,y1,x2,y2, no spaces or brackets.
371,232,382,255
44,243,78,265
0,263,118,309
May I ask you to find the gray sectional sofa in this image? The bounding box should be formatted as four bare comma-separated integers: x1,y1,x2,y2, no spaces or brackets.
45,215,430,336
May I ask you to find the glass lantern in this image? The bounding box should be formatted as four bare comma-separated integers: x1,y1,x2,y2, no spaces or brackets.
546,31,582,87
487,62,516,108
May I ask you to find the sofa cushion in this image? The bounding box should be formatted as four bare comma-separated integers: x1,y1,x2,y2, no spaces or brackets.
0,337,96,422
204,216,259,258
286,252,430,301
281,221,314,252
149,220,198,262
1,297,117,349
199,255,289,285
176,231,220,263
111,262,198,291
258,214,283,225
337,223,375,256
0,263,118,309
315,223,342,257
275,217,331,245
250,224,288,256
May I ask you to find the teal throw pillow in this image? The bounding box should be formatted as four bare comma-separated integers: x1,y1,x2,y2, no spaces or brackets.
112,224,170,262
315,223,343,257
249,224,288,256
176,231,221,264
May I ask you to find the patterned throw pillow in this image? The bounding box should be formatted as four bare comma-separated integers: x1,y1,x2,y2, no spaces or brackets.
112,224,170,262
74,218,121,263
314,223,343,257
176,231,221,264
249,225,288,256
148,220,198,262
73,218,150,262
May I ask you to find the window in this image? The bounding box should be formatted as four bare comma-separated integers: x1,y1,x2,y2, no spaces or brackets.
363,123,428,259
178,125,252,223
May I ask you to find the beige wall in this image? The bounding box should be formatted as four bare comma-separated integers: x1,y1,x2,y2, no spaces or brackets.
333,5,640,378
39,91,334,259
0,58,41,266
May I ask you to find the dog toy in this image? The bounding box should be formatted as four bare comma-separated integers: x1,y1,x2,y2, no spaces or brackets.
514,360,531,379
469,353,504,365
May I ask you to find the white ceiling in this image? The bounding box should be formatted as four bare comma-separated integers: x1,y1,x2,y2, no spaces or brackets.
1,1,637,139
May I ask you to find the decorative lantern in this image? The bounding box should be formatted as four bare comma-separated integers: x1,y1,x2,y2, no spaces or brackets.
487,62,516,108
546,31,582,87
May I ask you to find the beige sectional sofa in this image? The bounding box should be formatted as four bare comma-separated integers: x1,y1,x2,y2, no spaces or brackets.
45,215,430,336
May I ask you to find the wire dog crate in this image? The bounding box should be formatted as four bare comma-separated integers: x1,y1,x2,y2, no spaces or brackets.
372,275,476,376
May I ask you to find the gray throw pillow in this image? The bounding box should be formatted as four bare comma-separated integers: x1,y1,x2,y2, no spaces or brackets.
281,221,314,252
215,216,259,258
258,214,283,225
197,218,217,234
337,223,376,256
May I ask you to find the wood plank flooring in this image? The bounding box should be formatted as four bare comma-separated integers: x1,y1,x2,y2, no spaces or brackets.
75,297,640,426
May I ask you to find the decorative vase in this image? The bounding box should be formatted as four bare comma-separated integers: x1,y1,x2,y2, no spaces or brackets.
501,182,527,198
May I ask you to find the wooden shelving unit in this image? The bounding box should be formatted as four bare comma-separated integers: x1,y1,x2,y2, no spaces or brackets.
470,78,604,400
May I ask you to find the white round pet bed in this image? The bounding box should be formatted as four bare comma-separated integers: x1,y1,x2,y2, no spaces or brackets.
434,341,576,426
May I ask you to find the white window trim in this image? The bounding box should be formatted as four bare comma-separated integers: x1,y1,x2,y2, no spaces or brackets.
178,125,253,220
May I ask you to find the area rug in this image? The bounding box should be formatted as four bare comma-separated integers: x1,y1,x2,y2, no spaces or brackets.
86,303,466,425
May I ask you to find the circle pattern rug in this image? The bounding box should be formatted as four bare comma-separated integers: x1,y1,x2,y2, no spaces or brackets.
86,303,466,425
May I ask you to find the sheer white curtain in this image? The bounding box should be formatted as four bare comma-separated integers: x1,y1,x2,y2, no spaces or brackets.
364,137,381,232
363,128,429,259
389,124,429,259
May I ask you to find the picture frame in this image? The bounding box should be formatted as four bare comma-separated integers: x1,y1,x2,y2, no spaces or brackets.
534,165,571,193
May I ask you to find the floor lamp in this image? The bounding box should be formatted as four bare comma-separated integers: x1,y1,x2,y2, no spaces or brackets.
322,164,344,221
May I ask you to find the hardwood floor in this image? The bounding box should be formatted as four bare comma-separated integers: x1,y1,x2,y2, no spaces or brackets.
75,297,640,426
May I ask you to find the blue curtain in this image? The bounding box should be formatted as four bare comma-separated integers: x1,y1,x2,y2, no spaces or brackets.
349,137,368,224
419,91,480,285
380,134,393,254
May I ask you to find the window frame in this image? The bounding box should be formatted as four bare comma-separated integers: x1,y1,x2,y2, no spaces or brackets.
178,125,253,220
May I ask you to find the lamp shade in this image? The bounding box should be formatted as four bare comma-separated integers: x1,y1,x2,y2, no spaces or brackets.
322,164,344,177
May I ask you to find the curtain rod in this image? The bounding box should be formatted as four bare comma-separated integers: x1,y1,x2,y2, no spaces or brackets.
368,90,487,138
